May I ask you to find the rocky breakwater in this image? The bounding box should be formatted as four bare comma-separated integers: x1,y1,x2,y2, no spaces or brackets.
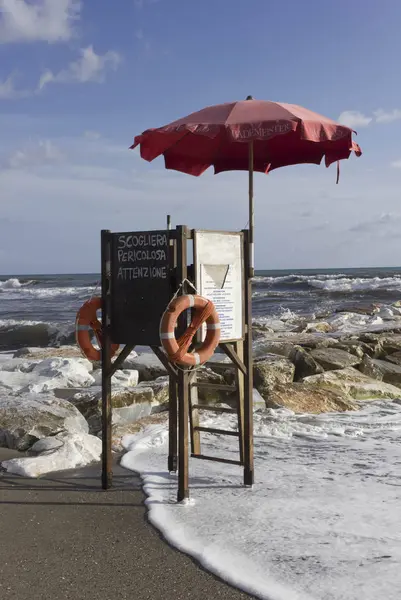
250,323,401,413
0,346,232,476
3,312,401,477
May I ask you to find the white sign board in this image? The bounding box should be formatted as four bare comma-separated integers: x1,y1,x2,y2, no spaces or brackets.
194,230,243,341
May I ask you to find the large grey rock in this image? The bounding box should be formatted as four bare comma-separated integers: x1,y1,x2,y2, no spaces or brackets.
125,353,167,381
54,387,98,418
136,376,169,406
303,322,334,334
384,351,401,367
253,339,296,359
289,346,323,381
354,334,384,358
2,432,102,477
287,334,340,350
253,354,295,398
118,350,139,369
258,333,340,351
333,339,373,359
380,334,401,355
0,356,95,395
266,383,357,414
194,368,235,404
13,346,85,359
309,348,361,371
304,368,401,401
206,358,239,388
106,387,156,429
359,356,401,388
356,333,381,344
0,393,88,450
58,384,163,434
108,386,155,409
30,356,94,382
252,324,275,339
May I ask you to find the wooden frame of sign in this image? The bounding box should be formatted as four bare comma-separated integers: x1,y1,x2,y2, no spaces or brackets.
100,225,254,501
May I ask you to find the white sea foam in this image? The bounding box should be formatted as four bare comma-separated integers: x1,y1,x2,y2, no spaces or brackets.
276,308,301,322
0,278,35,290
0,356,95,393
0,284,95,298
252,301,401,335
121,401,401,600
254,273,401,294
0,318,47,328
254,273,348,284
309,276,401,292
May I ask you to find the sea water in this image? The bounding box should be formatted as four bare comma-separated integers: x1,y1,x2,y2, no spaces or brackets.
2,267,401,349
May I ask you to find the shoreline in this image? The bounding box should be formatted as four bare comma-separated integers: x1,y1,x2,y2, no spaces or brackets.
2,315,401,474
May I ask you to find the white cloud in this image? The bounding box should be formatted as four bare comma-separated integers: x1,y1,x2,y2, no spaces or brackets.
3,139,63,169
338,108,401,127
0,0,80,44
391,159,401,169
0,129,400,272
0,72,30,99
374,109,401,124
338,110,372,128
84,130,101,140
38,45,121,90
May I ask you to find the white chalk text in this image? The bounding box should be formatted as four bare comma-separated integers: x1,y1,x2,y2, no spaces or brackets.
115,231,169,280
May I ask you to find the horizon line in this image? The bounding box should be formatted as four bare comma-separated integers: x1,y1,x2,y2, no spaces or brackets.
2,265,401,277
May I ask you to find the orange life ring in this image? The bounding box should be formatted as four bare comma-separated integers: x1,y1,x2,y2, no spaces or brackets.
160,294,220,366
75,297,119,362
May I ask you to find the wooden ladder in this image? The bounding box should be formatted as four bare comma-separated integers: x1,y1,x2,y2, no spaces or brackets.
188,341,245,467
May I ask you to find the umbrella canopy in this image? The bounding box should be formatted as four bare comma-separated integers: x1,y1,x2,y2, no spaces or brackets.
131,98,361,176
131,98,362,276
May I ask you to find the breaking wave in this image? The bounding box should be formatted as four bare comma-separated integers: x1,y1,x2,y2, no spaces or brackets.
0,319,76,350
254,273,348,284
254,273,401,295
0,280,95,299
0,278,36,290
309,276,401,292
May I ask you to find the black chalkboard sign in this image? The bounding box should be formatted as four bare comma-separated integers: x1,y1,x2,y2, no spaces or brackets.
110,230,173,345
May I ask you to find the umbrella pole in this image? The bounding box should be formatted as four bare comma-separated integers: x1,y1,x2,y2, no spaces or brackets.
248,140,254,278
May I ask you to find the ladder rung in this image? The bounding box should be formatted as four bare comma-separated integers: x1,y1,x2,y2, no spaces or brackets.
191,454,243,466
191,404,237,414
194,426,239,437
191,382,236,392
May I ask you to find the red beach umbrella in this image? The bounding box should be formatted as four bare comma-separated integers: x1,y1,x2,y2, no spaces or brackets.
131,97,362,276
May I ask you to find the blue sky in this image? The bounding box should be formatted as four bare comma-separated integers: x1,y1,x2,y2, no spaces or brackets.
1,0,401,273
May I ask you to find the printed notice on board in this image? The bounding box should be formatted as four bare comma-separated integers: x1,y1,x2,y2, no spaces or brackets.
200,264,237,340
